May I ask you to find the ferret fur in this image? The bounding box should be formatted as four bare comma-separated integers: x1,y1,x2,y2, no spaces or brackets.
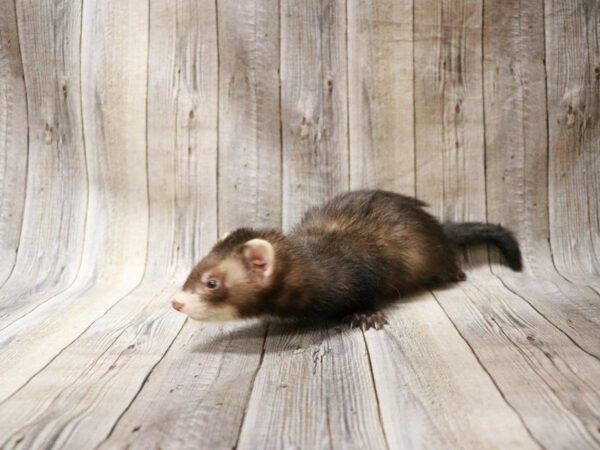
171,190,522,327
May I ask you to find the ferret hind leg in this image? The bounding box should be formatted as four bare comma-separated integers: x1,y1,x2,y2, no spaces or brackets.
345,310,389,331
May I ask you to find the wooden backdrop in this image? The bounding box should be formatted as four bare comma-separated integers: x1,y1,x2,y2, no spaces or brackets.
0,0,599,448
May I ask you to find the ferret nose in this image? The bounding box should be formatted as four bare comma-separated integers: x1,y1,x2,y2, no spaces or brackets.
171,299,184,311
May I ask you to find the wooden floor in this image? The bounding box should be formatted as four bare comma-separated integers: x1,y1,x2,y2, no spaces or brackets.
1,0,599,448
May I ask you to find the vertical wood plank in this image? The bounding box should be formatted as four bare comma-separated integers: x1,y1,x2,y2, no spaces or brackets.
0,0,88,326
237,2,389,448
483,0,551,273
0,1,221,446
144,0,218,277
79,0,149,280
0,0,150,403
348,0,414,193
432,274,600,449
414,0,486,221
281,0,349,230
483,0,600,357
414,0,600,447
0,0,27,284
97,1,271,447
237,325,388,450
348,1,536,445
368,295,538,449
0,1,598,448
546,0,600,282
218,0,282,231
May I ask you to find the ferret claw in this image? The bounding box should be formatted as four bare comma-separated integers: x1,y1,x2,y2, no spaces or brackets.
347,311,388,331
455,269,466,281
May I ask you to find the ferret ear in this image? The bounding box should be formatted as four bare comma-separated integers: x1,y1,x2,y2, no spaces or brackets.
242,239,275,279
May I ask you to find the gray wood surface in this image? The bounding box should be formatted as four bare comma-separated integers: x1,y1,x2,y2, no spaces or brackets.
0,0,599,449
483,0,600,360
0,0,88,331
217,0,282,231
546,0,600,286
0,0,27,285
348,0,414,194
281,0,349,230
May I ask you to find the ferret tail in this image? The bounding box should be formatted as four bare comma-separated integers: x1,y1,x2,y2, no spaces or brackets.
442,222,523,271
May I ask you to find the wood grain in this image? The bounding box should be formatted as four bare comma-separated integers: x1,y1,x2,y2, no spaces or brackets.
414,0,486,222
237,324,388,450
0,0,27,285
483,0,600,358
281,0,349,230
0,0,88,329
102,2,271,448
0,282,185,448
236,5,392,447
367,294,539,449
483,0,551,274
0,1,219,446
434,269,600,449
0,0,149,403
218,0,282,231
546,0,600,284
0,1,599,448
415,1,600,447
100,321,267,450
348,0,414,193
144,0,218,275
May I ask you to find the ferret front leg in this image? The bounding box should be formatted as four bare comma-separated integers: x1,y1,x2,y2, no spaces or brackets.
345,310,389,331
430,267,466,285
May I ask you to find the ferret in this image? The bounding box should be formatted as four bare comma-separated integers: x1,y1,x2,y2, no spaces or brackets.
171,190,522,330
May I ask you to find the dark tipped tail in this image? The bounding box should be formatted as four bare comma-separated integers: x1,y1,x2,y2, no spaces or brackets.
443,222,523,271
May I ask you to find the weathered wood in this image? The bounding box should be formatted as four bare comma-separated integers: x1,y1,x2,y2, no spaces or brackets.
143,0,218,275
0,0,88,328
483,0,551,273
483,0,600,358
0,282,185,449
546,0,600,285
0,0,27,284
0,0,149,403
367,294,539,449
281,0,349,230
237,324,388,450
351,4,539,444
414,0,486,222
434,268,600,449
100,321,267,450
0,1,219,446
101,2,271,448
348,0,414,193
218,0,281,231
0,1,599,448
415,1,600,447
235,4,392,447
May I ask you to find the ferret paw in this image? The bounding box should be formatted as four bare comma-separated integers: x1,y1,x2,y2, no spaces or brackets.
435,269,466,283
347,311,388,331
454,269,466,282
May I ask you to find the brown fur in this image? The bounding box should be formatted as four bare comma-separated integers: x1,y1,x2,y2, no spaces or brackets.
181,190,521,324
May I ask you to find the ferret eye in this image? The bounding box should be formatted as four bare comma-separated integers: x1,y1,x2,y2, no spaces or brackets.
206,279,219,289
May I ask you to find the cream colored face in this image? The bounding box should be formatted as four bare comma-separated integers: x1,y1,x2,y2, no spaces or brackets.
171,259,247,321
171,290,238,321
173,237,275,322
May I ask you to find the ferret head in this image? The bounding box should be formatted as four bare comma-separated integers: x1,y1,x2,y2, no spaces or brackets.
171,228,280,321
